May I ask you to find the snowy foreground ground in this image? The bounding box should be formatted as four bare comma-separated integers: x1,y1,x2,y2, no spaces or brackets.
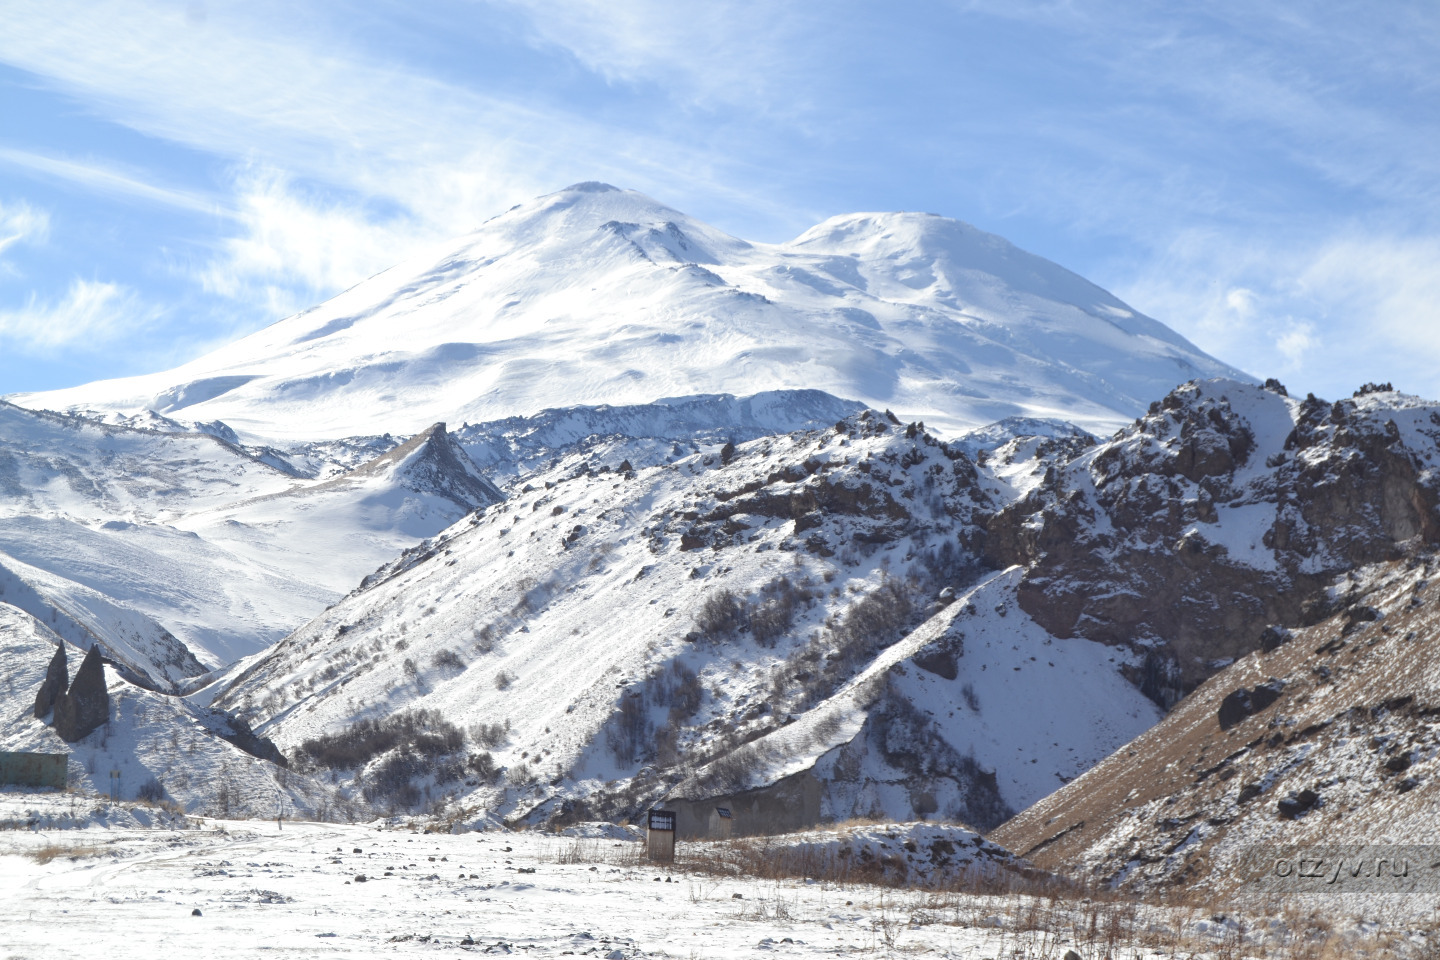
0,795,1427,959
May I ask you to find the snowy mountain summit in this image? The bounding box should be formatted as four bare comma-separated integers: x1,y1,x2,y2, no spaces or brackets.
13,183,1245,441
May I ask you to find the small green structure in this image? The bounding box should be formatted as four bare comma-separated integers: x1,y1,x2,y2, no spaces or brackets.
0,752,69,789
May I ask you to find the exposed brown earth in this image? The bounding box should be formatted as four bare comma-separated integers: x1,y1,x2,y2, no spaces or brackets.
992,553,1440,897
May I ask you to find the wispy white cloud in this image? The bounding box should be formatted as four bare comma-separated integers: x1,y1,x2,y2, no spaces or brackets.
1116,227,1440,398
488,0,824,113
0,1,811,299
0,199,50,263
0,148,224,217
0,278,157,350
198,167,433,319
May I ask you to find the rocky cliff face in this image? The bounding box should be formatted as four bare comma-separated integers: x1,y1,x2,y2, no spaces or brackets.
986,380,1440,705
991,554,1440,897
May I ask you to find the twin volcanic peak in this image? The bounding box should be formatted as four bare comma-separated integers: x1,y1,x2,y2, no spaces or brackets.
10,182,1245,443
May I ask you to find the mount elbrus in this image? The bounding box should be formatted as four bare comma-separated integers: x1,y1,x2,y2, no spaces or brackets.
13,182,1241,440
1,184,1427,869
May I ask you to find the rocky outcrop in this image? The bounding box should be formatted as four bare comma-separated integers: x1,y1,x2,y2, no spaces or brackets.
53,645,110,742
986,380,1440,703
32,643,67,719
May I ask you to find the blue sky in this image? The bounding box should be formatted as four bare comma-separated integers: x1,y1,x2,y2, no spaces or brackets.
1,1,1437,403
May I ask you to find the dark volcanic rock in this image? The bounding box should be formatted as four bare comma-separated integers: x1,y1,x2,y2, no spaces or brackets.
1277,788,1320,820
217,713,289,767
1258,625,1291,653
1216,679,1286,730
32,643,68,719
53,645,110,742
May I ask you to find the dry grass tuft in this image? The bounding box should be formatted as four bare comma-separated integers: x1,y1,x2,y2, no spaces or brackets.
28,842,100,864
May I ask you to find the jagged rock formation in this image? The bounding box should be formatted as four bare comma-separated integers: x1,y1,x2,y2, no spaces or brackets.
986,379,1440,705
31,642,66,719
52,645,110,742
992,555,1440,896
325,422,504,509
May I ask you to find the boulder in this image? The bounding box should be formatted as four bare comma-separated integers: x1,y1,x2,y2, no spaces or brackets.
1277,788,1320,820
53,645,110,742
1217,678,1286,730
1259,625,1292,653
32,643,68,719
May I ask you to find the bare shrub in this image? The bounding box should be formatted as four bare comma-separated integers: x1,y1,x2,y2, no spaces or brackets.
607,693,650,766
961,682,980,712
749,598,793,646
135,777,165,803
466,751,501,783
494,671,513,691
431,648,465,672
694,588,747,639
469,721,507,748
294,709,465,771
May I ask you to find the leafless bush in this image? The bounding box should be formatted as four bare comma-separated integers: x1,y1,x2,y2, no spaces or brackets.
466,751,501,783
135,777,165,803
607,694,650,766
694,588,747,639
961,682,980,712
431,648,465,672
494,671,513,691
697,743,761,794
294,709,465,771
469,721,507,748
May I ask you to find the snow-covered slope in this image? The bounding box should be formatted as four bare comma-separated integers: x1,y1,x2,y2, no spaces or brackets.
208,410,1157,829
0,605,340,817
0,403,500,670
12,183,1246,441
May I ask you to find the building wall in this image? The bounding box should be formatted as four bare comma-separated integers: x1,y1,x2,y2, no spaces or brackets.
668,771,822,839
0,752,68,789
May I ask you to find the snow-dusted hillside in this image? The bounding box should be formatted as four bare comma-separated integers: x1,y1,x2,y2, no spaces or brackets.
12,183,1246,441
209,410,1157,829
0,606,338,817
0,403,500,673
986,379,1440,701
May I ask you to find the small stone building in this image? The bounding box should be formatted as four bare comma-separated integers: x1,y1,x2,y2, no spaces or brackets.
0,752,68,789
666,770,822,840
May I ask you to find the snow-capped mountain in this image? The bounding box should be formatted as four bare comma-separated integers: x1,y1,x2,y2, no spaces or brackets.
10,183,1246,441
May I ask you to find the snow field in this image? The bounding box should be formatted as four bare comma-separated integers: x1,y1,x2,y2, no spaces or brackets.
0,802,1409,959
